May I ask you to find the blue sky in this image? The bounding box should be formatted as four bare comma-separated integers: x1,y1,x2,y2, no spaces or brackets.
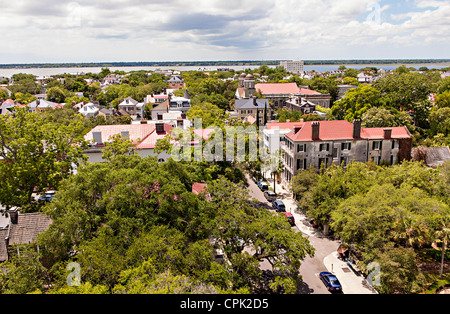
0,0,449,63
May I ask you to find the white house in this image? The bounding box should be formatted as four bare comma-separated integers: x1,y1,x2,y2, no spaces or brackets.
78,103,99,118
357,72,374,84
83,122,173,163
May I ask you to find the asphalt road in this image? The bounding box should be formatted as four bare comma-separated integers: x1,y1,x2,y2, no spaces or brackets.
246,175,337,294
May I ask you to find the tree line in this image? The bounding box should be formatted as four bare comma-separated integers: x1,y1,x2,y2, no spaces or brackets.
291,160,450,294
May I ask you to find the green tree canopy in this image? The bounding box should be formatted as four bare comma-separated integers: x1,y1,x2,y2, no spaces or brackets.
0,108,88,210
330,84,382,121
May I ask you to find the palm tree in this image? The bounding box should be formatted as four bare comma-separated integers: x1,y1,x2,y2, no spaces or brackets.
435,218,450,277
270,149,284,194
392,213,429,249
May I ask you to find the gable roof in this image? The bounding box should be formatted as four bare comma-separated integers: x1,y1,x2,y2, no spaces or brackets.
255,83,300,95
235,98,269,110
285,120,412,142
119,97,138,106
266,121,305,130
360,127,413,140
9,213,53,245
413,146,450,168
152,99,170,111
28,99,59,109
0,211,52,262
298,88,322,95
85,123,173,150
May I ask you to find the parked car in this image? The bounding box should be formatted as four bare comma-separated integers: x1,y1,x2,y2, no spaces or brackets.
319,272,342,293
264,190,277,202
272,200,286,212
38,190,56,203
257,181,269,191
280,212,295,226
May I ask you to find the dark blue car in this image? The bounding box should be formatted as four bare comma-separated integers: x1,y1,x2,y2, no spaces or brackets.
38,190,56,203
319,272,342,292
272,200,286,212
257,181,268,191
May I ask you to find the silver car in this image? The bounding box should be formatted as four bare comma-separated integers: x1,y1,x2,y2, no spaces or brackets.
264,190,277,202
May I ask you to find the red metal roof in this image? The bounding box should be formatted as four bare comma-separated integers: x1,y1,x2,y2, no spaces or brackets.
254,83,321,96
285,120,412,142
255,83,300,95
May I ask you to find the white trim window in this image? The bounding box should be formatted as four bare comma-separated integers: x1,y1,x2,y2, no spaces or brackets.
372,141,382,151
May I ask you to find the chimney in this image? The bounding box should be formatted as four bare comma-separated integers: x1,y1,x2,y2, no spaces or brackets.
121,130,130,140
8,208,19,225
311,121,320,140
353,119,361,138
253,96,257,106
156,123,165,133
92,130,103,145
384,128,392,139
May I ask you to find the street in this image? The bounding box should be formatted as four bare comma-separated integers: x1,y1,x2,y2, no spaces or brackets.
246,174,336,294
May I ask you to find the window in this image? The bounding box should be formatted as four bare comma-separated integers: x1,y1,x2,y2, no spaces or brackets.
341,142,352,151
297,158,307,170
372,141,382,150
319,158,328,167
373,156,381,165
320,143,330,152
340,156,348,168
392,141,399,149
297,144,306,153
241,110,246,114
390,155,396,165
333,148,338,158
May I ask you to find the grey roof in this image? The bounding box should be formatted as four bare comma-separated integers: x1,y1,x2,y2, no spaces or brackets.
100,107,113,115
9,213,52,245
425,147,450,167
0,228,8,261
28,99,58,108
0,212,52,262
119,97,139,106
235,98,269,110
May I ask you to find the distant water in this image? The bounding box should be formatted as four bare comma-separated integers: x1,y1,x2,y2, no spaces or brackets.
0,63,449,78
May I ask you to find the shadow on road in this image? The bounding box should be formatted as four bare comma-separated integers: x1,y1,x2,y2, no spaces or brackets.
297,281,315,294
249,199,273,210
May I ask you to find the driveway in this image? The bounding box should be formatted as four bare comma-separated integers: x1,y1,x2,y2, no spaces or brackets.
246,174,377,294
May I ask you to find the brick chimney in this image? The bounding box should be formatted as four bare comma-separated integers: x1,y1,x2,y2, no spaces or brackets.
311,121,320,140
384,128,392,139
8,208,19,225
353,119,361,138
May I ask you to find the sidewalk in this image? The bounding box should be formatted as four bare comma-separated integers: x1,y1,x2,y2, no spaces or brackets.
323,252,376,294
265,174,377,294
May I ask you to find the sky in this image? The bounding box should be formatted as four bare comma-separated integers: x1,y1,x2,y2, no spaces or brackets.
0,0,449,64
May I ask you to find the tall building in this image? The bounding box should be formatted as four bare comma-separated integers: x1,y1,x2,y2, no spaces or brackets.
280,60,305,74
281,120,413,181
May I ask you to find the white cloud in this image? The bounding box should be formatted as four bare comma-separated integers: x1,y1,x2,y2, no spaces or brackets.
0,0,449,63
